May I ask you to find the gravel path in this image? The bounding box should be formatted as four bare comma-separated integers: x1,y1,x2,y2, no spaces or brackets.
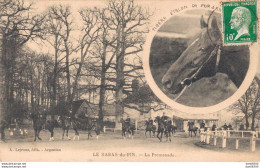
0,128,259,162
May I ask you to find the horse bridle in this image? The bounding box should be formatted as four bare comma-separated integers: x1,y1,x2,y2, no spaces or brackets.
174,44,221,101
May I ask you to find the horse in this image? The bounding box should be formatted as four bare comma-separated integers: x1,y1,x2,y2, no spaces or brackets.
187,121,198,137
170,124,177,135
164,120,172,142
154,116,172,142
144,120,156,138
121,119,135,139
71,117,100,140
30,112,60,142
161,14,249,98
56,115,71,140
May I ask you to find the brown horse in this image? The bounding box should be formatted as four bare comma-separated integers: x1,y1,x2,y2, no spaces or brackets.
187,121,198,137
145,120,156,138
30,112,59,142
162,14,249,96
121,119,135,139
71,117,101,140
154,116,172,142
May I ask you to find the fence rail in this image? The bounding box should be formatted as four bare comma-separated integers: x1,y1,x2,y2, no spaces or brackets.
200,129,260,152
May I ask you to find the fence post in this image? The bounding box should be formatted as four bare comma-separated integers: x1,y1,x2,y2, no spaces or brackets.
200,129,204,142
103,126,106,133
222,130,227,148
235,139,239,150
250,131,256,152
135,120,138,132
206,129,210,144
213,136,217,146
241,131,244,138
227,128,230,137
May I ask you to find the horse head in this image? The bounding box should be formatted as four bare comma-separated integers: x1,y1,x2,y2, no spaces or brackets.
162,15,222,94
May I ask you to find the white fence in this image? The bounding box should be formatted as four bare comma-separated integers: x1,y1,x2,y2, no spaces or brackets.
200,128,260,152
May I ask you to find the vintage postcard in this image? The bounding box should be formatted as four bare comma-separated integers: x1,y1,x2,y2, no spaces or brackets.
0,0,260,163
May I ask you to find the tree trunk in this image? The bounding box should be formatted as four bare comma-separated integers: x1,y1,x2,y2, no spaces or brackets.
115,25,126,126
115,55,124,123
251,110,256,130
50,43,59,120
30,73,35,113
98,43,108,125
65,45,71,105
245,114,249,130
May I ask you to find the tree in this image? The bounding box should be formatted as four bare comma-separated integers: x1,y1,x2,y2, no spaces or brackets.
44,5,71,118
249,79,260,130
105,0,151,123
230,77,260,130
0,0,44,122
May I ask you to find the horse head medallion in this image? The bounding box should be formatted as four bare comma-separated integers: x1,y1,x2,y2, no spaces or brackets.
162,15,222,95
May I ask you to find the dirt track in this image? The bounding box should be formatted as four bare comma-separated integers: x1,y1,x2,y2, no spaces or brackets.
0,128,259,162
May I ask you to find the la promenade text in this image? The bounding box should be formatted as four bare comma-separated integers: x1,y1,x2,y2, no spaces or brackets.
93,152,175,157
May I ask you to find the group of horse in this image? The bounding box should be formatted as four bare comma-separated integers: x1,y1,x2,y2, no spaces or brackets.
1,112,179,142
30,112,101,142
144,116,177,142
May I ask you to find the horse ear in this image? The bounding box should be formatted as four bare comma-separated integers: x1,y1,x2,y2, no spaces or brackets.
209,16,221,42
200,15,208,28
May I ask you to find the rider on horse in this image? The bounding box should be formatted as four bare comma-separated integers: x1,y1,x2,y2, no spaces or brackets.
125,115,131,127
211,123,217,131
227,123,232,130
200,120,205,129
161,112,168,124
148,117,153,125
223,123,228,130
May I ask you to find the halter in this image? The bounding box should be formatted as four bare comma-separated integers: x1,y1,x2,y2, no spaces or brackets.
174,44,221,101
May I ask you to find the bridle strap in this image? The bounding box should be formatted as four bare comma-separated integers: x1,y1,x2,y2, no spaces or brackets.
190,45,221,81
215,46,221,72
173,85,188,101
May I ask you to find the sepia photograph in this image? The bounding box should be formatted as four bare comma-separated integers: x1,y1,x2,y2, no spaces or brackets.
149,9,253,107
0,0,259,164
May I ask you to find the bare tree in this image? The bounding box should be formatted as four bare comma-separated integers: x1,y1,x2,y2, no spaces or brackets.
0,0,45,141
230,78,260,130
44,5,69,118
104,0,151,124
70,8,101,104
0,0,44,121
249,79,260,130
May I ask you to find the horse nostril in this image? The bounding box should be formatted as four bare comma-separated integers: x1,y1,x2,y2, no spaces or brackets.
163,79,172,89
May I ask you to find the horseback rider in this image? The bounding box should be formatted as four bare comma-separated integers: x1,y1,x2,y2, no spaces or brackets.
161,112,168,124
187,120,194,126
211,123,217,131
148,117,153,125
223,123,228,130
200,120,205,129
125,115,131,127
228,123,232,130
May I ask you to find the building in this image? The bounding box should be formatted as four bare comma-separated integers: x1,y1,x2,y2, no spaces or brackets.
72,99,98,118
